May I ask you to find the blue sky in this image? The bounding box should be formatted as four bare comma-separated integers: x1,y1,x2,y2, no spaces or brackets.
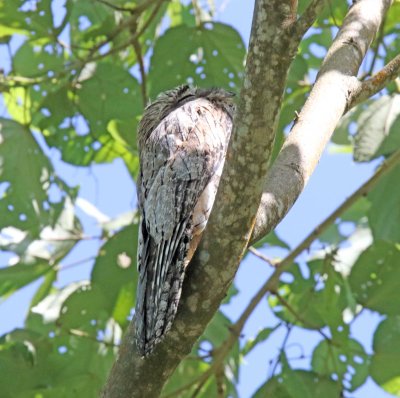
0,1,394,397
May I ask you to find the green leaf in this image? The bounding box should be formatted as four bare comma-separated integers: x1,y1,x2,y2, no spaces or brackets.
253,370,341,398
0,261,50,298
45,127,139,178
349,241,400,315
318,223,345,245
28,281,87,325
53,225,138,333
100,211,137,233
0,0,55,39
286,55,308,85
376,121,400,157
0,190,80,302
316,3,348,27
353,95,400,162
312,338,369,391
370,316,400,396
368,164,400,243
91,224,139,327
332,102,368,146
13,41,65,78
201,311,231,347
253,231,290,250
167,1,196,27
29,268,57,309
269,259,349,330
385,2,400,33
69,0,118,50
340,197,371,222
278,86,309,131
0,119,77,236
76,62,142,130
35,86,75,130
0,327,115,398
222,283,239,305
148,22,245,97
162,356,210,397
58,284,111,333
0,3,30,37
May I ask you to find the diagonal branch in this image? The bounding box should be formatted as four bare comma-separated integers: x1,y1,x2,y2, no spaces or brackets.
294,0,326,38
348,53,400,108
239,148,400,360
251,0,393,243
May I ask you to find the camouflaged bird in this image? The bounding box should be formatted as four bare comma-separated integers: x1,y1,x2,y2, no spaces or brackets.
135,85,235,356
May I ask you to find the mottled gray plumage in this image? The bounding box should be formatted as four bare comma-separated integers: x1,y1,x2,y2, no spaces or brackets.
135,85,235,356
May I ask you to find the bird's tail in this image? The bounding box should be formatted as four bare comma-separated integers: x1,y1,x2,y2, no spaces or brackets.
135,220,191,356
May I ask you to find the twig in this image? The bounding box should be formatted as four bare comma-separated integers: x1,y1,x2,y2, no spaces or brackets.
270,324,292,376
161,364,212,398
67,328,119,348
96,0,137,12
97,0,162,14
248,246,278,267
192,0,204,25
42,235,102,242
349,53,400,109
132,39,148,107
59,256,97,271
136,0,166,39
294,0,326,38
84,15,137,61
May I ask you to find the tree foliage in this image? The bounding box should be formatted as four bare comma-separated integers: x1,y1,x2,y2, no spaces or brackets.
0,0,400,397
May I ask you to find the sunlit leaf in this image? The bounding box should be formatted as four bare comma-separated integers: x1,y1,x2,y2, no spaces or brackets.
312,338,369,391
368,164,400,243
148,22,245,97
253,370,341,398
349,241,400,315
370,316,400,396
353,95,400,162
0,119,78,237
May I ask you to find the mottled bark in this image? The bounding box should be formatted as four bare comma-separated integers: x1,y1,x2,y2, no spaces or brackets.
102,1,392,397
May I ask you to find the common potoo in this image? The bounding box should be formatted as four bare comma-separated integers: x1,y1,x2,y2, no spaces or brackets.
135,85,235,356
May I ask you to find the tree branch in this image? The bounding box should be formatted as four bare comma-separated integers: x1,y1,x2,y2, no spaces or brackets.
132,39,148,107
251,0,393,242
248,246,279,267
239,147,400,346
348,53,400,108
293,0,326,38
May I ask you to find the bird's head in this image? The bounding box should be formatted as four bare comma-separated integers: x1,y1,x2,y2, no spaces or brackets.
138,85,235,146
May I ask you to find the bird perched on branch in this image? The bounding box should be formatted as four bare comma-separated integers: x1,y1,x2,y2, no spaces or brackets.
135,85,235,356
